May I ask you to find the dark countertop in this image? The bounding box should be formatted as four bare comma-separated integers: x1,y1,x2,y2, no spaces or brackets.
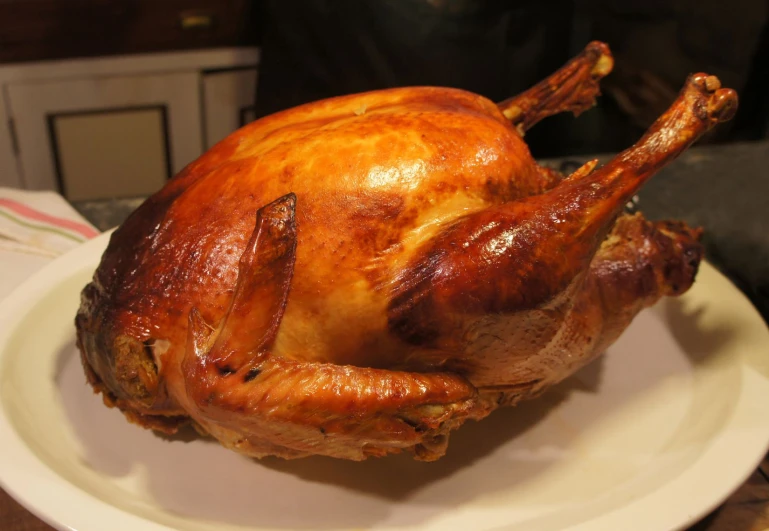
633,140,769,323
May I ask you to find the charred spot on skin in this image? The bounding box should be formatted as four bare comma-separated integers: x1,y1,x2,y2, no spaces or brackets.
217,365,235,376
483,173,530,203
388,299,441,346
319,426,327,435
684,244,702,268
244,367,261,382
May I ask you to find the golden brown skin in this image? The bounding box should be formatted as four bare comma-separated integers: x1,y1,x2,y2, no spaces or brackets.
76,42,738,461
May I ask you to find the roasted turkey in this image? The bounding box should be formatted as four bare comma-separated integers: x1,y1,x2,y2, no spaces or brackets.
75,42,738,461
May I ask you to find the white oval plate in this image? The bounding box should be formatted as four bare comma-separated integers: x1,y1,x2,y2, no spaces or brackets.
1,231,769,531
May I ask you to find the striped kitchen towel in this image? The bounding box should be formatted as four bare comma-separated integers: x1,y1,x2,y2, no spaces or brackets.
0,187,99,257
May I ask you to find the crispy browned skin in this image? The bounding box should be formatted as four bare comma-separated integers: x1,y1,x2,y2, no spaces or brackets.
76,42,737,461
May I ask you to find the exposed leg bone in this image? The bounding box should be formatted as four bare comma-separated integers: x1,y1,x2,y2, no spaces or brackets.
497,41,614,133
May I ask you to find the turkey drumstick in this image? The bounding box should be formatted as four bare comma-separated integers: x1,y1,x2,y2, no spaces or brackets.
497,41,614,133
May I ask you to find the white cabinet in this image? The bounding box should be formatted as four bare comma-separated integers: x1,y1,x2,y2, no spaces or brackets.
202,68,258,149
7,72,202,201
0,48,259,200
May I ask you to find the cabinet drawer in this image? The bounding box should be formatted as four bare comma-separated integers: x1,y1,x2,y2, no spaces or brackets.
0,0,259,64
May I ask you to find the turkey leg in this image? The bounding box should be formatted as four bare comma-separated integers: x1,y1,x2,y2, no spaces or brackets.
389,73,737,357
497,41,614,133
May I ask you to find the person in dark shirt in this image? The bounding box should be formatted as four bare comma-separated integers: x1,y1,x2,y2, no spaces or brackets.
252,0,769,156
253,0,573,117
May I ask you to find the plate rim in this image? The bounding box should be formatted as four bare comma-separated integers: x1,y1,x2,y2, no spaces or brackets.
0,230,174,531
1,230,768,531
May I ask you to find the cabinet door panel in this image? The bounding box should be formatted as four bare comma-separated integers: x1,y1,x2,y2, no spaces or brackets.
7,72,202,199
50,107,170,201
202,68,257,149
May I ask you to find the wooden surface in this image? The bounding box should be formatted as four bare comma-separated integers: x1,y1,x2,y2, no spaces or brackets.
3,454,769,530
689,464,769,531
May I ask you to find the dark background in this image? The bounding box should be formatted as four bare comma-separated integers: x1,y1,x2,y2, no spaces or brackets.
251,0,769,157
0,0,766,158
